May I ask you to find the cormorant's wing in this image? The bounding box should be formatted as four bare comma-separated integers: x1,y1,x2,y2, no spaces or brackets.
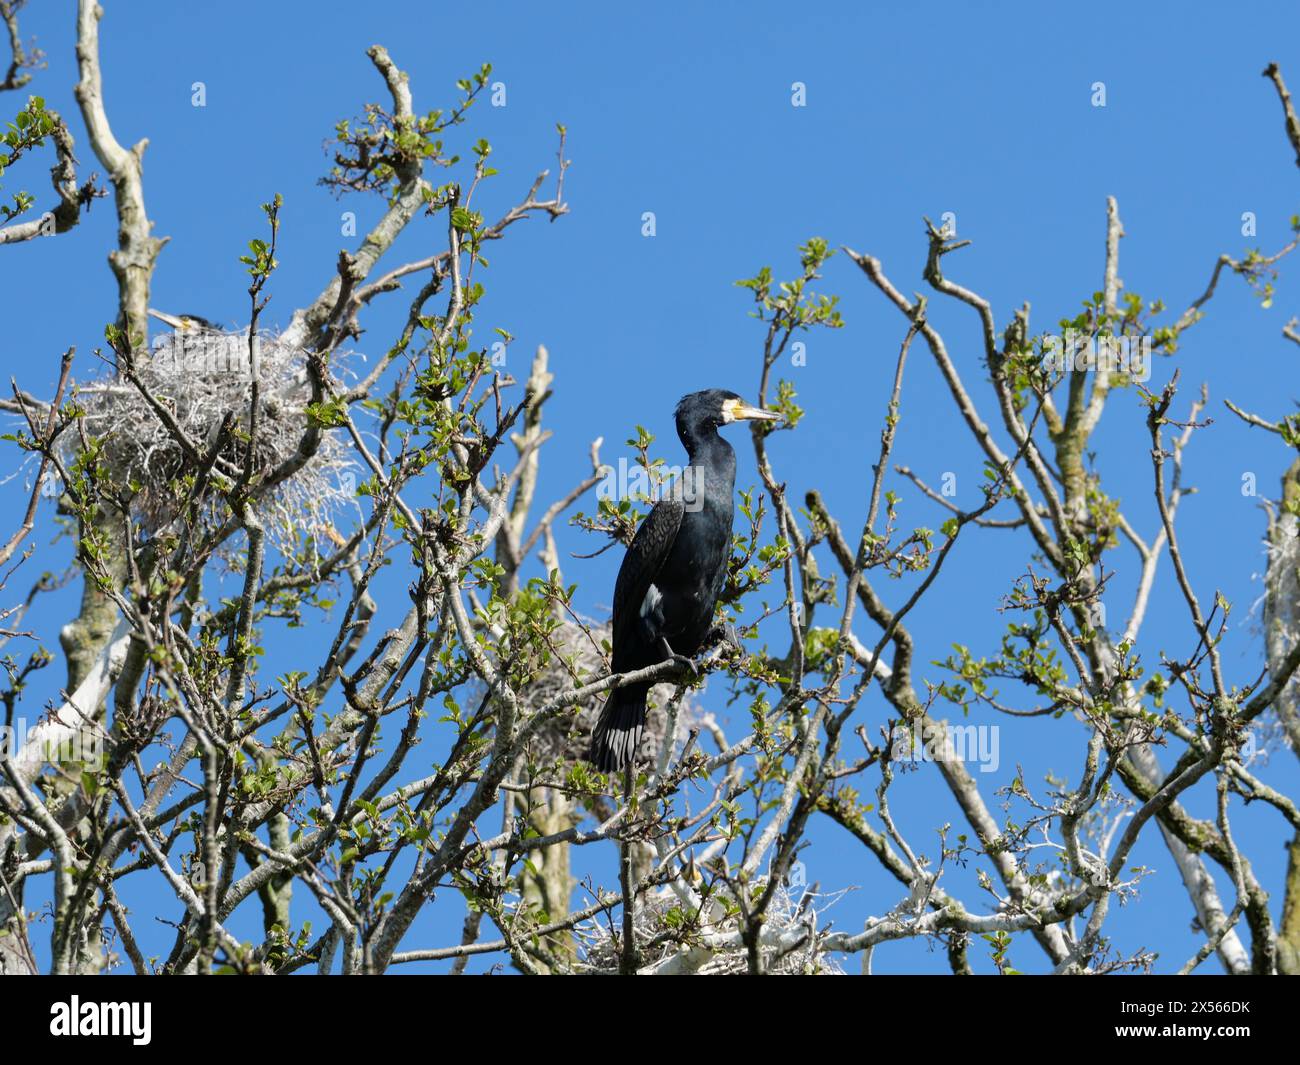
611,498,685,666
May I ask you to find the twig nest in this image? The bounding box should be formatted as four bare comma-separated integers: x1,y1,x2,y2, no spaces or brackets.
577,881,844,974
68,327,357,556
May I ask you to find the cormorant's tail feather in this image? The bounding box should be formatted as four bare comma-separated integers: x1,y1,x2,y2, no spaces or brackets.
590,687,647,773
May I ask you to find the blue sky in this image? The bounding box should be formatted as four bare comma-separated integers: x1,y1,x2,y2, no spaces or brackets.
5,1,1300,973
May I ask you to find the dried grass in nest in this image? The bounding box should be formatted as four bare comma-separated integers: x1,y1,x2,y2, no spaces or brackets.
67,328,357,558
577,881,845,974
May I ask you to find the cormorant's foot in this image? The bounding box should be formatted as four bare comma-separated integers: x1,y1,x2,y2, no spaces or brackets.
707,621,743,655
660,637,701,678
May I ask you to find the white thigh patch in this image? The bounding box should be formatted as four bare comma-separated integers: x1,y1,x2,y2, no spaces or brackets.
640,583,663,621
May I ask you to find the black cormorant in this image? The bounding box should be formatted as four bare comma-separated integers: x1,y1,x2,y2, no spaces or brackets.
147,309,223,334
590,389,779,773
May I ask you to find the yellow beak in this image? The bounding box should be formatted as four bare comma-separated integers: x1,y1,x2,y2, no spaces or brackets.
730,401,780,423
147,309,189,332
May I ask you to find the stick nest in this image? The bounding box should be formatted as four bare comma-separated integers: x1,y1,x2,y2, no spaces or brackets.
67,328,357,557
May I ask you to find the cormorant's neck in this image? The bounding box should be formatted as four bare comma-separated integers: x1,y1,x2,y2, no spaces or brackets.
679,425,736,513
678,422,731,465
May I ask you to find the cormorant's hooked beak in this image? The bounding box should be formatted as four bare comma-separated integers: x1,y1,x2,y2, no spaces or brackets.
723,398,781,424
147,309,191,332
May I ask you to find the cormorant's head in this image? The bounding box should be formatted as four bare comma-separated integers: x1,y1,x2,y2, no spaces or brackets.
147,309,223,334
674,389,779,438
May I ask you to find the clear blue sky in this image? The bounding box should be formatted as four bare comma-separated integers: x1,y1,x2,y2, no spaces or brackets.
5,1,1299,973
